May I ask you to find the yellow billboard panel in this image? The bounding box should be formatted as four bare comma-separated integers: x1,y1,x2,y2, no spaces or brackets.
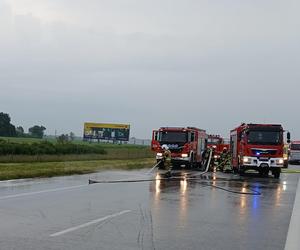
84,123,130,130
83,122,130,141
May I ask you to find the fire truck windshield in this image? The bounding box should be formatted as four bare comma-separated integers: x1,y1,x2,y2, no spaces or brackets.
208,138,220,144
159,131,187,143
291,144,300,150
247,131,282,145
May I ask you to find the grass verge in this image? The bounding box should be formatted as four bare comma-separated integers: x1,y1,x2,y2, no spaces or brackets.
282,169,300,173
0,158,156,181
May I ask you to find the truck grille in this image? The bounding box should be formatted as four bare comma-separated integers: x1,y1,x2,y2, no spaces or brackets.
251,149,277,156
258,157,269,161
170,148,183,153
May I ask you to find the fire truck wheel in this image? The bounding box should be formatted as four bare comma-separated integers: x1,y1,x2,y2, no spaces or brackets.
157,161,165,170
239,166,245,176
171,163,180,170
189,154,195,169
263,170,269,177
273,170,280,179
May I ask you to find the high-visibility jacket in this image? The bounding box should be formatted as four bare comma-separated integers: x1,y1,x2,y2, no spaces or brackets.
163,150,172,162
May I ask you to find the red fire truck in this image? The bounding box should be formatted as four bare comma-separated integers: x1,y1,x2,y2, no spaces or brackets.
230,123,290,178
207,134,230,161
151,127,207,168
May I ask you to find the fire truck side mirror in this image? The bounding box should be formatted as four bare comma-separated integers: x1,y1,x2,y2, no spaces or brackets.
287,132,291,143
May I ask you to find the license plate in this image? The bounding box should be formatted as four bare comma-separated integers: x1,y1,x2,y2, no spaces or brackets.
259,157,268,161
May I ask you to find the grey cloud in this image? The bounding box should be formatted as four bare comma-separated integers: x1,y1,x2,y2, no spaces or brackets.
0,0,299,138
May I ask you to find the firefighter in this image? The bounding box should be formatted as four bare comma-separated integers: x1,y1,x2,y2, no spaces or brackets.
161,144,172,177
218,147,231,172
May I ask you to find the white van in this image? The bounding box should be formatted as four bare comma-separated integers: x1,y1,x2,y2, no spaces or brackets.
289,141,300,164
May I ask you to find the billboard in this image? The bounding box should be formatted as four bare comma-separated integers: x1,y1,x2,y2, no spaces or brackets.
83,123,130,141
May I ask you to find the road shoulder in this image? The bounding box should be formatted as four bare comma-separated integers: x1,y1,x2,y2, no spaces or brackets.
285,175,300,250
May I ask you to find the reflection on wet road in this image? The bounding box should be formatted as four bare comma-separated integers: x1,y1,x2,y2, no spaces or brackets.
0,166,299,250
150,169,299,250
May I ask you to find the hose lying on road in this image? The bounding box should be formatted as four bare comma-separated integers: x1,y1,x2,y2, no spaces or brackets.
88,177,261,195
194,182,262,195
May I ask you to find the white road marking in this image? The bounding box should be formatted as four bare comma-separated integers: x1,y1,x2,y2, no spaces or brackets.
0,184,87,200
285,177,300,250
50,210,132,237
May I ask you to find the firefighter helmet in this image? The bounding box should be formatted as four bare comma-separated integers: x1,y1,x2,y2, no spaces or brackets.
162,144,169,150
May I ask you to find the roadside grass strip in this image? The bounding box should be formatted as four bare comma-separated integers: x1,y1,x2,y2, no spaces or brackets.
282,170,300,174
0,158,155,180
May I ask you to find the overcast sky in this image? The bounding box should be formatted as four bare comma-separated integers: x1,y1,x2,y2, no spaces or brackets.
0,0,299,139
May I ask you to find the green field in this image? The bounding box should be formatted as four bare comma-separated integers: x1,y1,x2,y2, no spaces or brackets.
0,136,148,148
0,136,153,163
0,136,45,144
0,136,155,180
0,148,153,163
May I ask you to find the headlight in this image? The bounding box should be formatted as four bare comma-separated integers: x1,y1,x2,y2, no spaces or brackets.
243,156,251,164
181,153,188,158
214,155,218,159
276,158,284,164
283,156,288,160
157,153,162,157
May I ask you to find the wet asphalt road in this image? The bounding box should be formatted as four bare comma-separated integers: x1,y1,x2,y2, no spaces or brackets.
0,165,299,250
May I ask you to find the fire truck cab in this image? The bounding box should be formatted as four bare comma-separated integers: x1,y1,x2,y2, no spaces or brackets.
207,135,223,150
207,134,229,161
230,123,288,178
151,127,207,168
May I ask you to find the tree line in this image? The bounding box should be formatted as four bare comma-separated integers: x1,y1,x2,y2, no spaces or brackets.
0,112,109,156
0,112,46,138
